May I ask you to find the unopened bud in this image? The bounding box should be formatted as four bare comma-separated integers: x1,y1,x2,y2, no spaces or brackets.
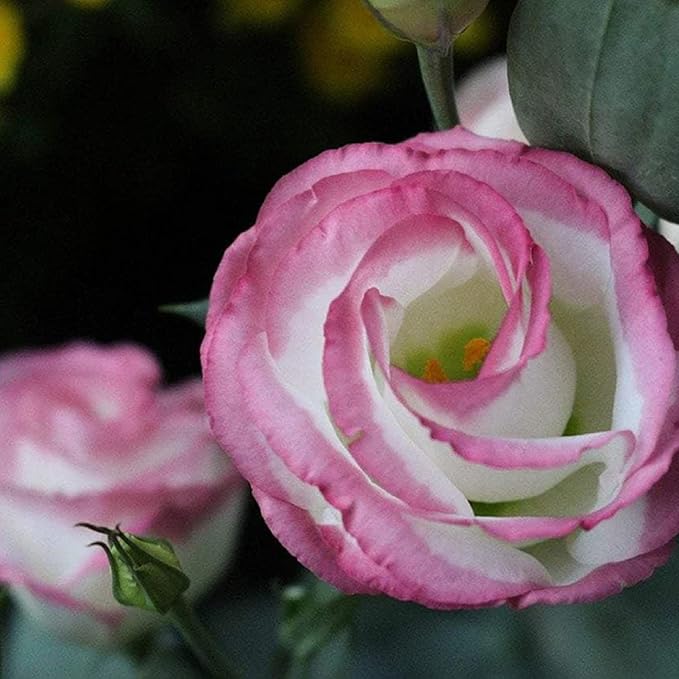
365,0,489,52
78,523,190,614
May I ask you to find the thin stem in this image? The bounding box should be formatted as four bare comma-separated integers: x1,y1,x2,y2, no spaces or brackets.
416,45,459,130
168,595,239,678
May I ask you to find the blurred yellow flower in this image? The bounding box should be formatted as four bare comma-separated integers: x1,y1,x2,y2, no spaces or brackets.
300,0,406,102
67,0,112,9
219,0,303,29
0,0,24,95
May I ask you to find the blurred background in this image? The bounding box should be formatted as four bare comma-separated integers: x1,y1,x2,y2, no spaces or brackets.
6,1,679,677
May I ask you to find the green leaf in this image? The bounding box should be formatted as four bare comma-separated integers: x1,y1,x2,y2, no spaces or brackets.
159,299,208,327
508,0,679,221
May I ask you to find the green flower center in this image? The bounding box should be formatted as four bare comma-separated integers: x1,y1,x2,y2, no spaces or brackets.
401,323,493,382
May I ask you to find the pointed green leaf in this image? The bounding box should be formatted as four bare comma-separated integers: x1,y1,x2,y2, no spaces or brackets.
159,299,208,327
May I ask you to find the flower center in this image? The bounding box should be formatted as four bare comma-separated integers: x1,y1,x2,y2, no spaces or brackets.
389,270,506,383
419,335,492,384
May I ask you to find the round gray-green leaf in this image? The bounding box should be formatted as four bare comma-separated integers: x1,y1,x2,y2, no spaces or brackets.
508,0,679,222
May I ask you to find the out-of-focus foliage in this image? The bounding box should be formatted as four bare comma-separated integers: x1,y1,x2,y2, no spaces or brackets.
274,578,357,677
0,0,23,95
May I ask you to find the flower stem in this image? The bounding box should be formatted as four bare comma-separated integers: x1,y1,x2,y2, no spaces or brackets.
167,595,239,678
416,45,459,130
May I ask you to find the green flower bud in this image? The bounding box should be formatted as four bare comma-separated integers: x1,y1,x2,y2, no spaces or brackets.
365,0,489,52
78,523,190,615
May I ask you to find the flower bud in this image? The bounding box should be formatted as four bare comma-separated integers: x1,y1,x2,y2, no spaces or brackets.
365,0,489,51
80,523,190,615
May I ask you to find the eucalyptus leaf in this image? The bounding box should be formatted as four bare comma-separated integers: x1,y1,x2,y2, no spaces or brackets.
508,0,679,221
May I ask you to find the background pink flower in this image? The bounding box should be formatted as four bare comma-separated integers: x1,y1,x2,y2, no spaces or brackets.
0,342,246,646
457,55,526,142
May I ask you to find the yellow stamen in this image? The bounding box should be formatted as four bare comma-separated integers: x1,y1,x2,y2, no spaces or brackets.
422,358,448,384
462,338,491,373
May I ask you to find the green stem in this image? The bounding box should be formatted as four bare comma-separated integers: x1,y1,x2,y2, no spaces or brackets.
416,45,459,130
168,596,239,678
